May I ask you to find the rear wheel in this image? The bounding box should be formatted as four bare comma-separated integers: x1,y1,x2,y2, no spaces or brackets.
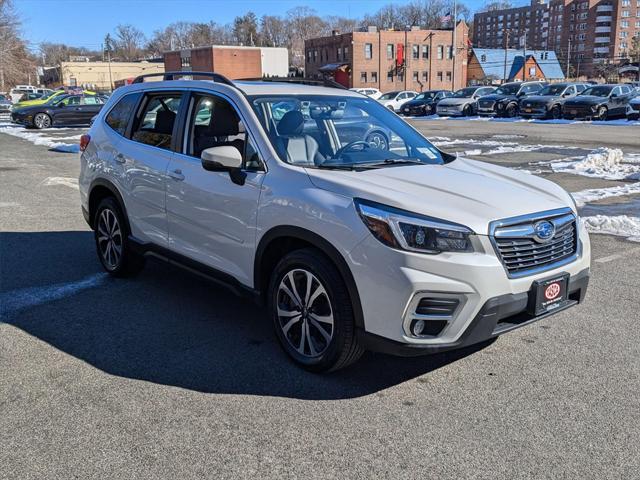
463,104,473,116
33,113,51,129
365,131,389,150
94,197,145,277
268,248,363,372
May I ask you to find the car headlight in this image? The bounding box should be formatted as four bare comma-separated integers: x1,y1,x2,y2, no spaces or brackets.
355,199,474,253
497,102,504,110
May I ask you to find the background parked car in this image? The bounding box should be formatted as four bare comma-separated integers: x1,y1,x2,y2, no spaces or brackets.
626,95,640,120
563,84,635,120
436,86,496,116
400,90,452,116
519,82,589,119
12,89,97,110
349,87,383,100
11,94,106,129
477,81,546,118
377,90,418,112
0,94,11,113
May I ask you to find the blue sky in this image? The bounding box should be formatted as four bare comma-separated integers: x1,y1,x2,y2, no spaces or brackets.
15,0,501,50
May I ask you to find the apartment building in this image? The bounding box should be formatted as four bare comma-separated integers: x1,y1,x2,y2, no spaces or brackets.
473,0,640,77
305,23,469,93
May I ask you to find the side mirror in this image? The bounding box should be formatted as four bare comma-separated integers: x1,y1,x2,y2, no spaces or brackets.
610,93,618,98
201,146,246,185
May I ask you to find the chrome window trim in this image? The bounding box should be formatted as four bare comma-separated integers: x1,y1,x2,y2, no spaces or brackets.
489,207,581,279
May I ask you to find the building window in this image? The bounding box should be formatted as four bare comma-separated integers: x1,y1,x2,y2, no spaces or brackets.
371,71,378,83
398,73,404,82
181,56,191,67
343,46,349,59
529,66,536,77
422,45,429,59
622,10,630,17
387,44,394,59
364,43,373,59
412,44,419,59
413,71,419,81
422,71,428,81
337,47,341,60
481,54,487,62
437,71,443,81
387,71,394,82
446,71,452,82
447,46,454,59
437,45,444,59
361,71,367,83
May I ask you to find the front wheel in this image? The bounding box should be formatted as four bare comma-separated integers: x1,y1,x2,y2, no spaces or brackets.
597,106,608,121
33,113,51,129
550,105,562,119
505,103,518,118
268,248,363,372
365,131,389,150
94,197,145,277
463,104,473,116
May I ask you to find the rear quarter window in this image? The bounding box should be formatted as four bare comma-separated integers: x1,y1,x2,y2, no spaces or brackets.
105,93,142,136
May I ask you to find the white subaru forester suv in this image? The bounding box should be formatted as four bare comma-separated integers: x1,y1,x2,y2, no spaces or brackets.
79,72,590,372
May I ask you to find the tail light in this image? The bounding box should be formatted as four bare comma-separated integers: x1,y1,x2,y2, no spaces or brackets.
80,134,91,152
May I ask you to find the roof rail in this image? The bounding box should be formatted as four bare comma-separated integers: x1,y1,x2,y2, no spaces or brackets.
131,71,235,87
237,77,348,90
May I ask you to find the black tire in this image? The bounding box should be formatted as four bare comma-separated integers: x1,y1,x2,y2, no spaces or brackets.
462,104,473,116
505,103,518,118
93,197,145,277
268,248,364,372
550,104,562,119
597,106,608,121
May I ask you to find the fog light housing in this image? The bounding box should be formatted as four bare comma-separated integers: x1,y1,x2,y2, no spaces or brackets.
412,319,426,336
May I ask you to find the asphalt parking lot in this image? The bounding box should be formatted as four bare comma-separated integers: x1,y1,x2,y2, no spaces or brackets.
1,118,639,479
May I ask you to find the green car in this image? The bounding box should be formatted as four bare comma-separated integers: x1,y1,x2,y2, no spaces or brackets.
13,89,96,109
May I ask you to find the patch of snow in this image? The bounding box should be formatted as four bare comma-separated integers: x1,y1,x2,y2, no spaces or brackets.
571,183,640,206
583,215,640,242
462,149,482,156
40,177,79,190
0,126,80,153
551,147,640,180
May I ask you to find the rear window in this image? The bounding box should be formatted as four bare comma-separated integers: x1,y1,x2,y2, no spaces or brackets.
105,93,141,136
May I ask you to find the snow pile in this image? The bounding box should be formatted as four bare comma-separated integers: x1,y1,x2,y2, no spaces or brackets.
583,215,640,242
571,183,640,207
0,126,80,153
40,177,79,190
551,147,640,180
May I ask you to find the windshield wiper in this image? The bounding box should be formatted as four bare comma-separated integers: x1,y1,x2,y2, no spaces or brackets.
358,159,426,168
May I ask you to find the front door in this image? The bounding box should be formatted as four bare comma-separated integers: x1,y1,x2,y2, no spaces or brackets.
166,92,265,286
53,95,82,125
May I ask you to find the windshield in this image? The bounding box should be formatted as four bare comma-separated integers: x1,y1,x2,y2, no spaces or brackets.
581,86,613,97
378,91,399,100
250,95,446,168
539,84,566,96
39,91,57,101
415,92,437,100
452,87,477,98
495,84,520,95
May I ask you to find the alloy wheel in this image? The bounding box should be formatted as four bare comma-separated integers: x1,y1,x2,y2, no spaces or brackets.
97,208,123,270
366,132,389,150
598,106,608,120
34,113,51,129
276,269,334,358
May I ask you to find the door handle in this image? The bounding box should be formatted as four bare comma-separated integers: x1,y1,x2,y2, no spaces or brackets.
168,169,185,181
115,153,126,164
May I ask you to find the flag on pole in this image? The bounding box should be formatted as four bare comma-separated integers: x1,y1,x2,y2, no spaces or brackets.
441,11,452,25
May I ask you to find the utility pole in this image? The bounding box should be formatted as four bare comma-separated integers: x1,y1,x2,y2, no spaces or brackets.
452,0,457,90
566,38,571,79
503,30,510,83
522,31,526,81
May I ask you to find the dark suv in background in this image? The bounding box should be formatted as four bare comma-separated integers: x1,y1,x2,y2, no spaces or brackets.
477,81,546,118
562,84,635,120
519,82,589,119
401,90,452,116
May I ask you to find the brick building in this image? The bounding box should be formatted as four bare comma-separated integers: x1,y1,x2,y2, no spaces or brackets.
305,23,469,93
473,0,640,78
164,45,288,79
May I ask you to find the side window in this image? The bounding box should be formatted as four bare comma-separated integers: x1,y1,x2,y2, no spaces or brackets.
82,96,100,105
61,96,80,106
132,94,182,150
105,93,141,136
576,84,587,93
612,87,622,96
187,94,262,170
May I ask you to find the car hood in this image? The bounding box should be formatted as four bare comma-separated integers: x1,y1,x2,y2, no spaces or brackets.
305,158,574,234
479,94,514,103
13,98,48,108
564,96,606,106
437,97,471,107
628,97,640,105
12,105,45,114
403,99,435,107
521,95,558,104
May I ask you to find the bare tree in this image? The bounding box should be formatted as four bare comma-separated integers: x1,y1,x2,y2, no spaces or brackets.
286,7,328,67
260,15,288,47
113,24,146,61
0,0,33,89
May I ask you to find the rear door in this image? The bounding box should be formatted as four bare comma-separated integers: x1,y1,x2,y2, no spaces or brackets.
77,95,104,123
118,91,184,247
165,91,265,285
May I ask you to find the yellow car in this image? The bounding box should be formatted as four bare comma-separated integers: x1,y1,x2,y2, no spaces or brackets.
13,89,96,109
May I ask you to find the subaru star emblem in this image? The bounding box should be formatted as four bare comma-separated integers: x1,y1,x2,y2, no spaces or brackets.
533,221,556,243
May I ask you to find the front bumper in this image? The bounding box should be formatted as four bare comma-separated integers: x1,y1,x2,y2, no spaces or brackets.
436,106,464,116
10,112,32,126
347,220,591,348
519,106,548,118
627,105,639,120
402,105,433,116
477,108,496,116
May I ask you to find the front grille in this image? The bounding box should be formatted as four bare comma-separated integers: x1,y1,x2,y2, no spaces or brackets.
479,100,495,109
564,105,593,118
491,210,578,277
